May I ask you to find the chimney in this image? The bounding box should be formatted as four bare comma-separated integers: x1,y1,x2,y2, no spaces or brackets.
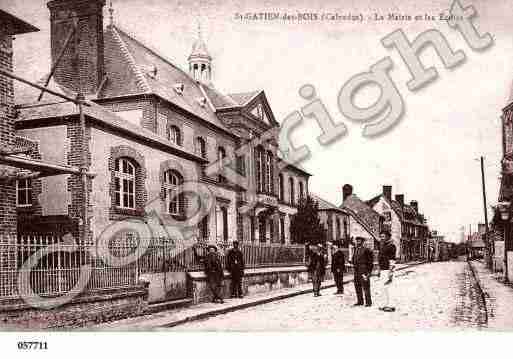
47,0,106,95
383,185,392,201
410,200,418,213
395,194,404,206
342,184,353,201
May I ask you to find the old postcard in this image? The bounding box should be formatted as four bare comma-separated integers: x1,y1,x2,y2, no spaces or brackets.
0,0,512,355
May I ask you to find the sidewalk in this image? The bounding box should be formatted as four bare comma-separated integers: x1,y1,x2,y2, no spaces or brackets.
468,260,513,330
92,261,424,331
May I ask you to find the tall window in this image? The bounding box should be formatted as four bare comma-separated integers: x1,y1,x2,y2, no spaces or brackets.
16,179,32,207
266,151,273,193
218,146,227,183
289,177,295,205
278,173,284,201
195,137,207,158
168,125,182,146
256,147,264,192
299,182,304,202
114,158,135,209
236,155,246,176
199,215,209,240
163,170,183,215
336,217,341,240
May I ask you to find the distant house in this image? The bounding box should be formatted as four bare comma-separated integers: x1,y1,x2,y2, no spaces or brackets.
367,185,429,261
339,184,381,249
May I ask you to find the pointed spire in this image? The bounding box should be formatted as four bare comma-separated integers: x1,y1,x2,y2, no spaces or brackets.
108,1,114,26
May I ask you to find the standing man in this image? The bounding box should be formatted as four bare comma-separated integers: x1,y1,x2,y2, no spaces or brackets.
227,240,245,298
204,244,224,304
377,230,397,312
331,243,346,295
307,244,326,297
352,237,374,307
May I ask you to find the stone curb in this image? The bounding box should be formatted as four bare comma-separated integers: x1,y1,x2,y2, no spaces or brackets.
159,261,426,329
466,260,489,324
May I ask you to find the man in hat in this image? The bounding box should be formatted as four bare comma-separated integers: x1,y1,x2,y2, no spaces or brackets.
331,243,346,294
351,237,374,307
204,244,224,303
227,240,245,298
307,244,326,297
377,230,397,312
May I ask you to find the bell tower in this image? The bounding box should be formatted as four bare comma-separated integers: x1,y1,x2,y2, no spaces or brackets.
188,23,212,83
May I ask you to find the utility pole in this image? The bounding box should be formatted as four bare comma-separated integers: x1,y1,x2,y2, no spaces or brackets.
480,156,492,269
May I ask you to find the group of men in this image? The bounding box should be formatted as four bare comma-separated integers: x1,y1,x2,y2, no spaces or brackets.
307,230,397,312
204,231,397,312
203,240,245,304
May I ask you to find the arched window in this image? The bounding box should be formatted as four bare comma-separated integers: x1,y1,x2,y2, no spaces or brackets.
114,158,136,209
195,137,206,158
278,173,284,201
289,177,295,205
163,170,183,215
218,146,227,182
168,125,182,146
266,151,273,193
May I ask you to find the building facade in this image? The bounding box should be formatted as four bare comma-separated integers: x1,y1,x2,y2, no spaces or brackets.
367,185,429,261
14,0,310,247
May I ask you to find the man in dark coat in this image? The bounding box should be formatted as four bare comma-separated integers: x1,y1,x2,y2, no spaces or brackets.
226,240,245,298
351,236,374,307
204,244,224,303
331,243,346,294
377,230,397,312
307,244,326,297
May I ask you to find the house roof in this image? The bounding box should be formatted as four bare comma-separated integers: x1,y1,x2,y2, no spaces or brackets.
0,9,39,35
367,193,426,226
341,194,381,239
311,193,347,213
228,91,261,107
312,193,378,241
16,100,206,163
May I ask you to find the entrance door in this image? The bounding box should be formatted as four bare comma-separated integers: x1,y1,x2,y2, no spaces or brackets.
259,216,266,243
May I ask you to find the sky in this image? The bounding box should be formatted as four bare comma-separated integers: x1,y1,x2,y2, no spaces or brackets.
4,0,512,242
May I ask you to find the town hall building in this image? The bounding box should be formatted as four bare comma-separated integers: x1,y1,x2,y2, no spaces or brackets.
14,0,311,247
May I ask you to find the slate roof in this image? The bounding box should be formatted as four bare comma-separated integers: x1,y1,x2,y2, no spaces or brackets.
0,9,39,35
98,26,231,133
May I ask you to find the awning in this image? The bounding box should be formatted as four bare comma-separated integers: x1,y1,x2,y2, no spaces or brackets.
0,154,95,178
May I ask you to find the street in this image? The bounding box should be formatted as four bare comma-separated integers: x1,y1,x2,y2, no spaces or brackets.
173,261,487,331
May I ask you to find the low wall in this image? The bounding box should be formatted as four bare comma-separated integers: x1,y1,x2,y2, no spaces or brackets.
188,266,335,304
0,286,148,330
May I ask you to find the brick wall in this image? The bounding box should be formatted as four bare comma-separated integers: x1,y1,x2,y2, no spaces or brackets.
0,287,147,329
0,30,17,279
47,0,106,95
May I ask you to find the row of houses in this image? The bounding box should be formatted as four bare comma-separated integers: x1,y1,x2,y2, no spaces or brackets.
313,184,432,262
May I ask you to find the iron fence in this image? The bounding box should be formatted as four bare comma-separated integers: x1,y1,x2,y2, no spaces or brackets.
0,234,307,300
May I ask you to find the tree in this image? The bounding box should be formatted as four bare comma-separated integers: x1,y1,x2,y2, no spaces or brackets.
290,196,326,245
